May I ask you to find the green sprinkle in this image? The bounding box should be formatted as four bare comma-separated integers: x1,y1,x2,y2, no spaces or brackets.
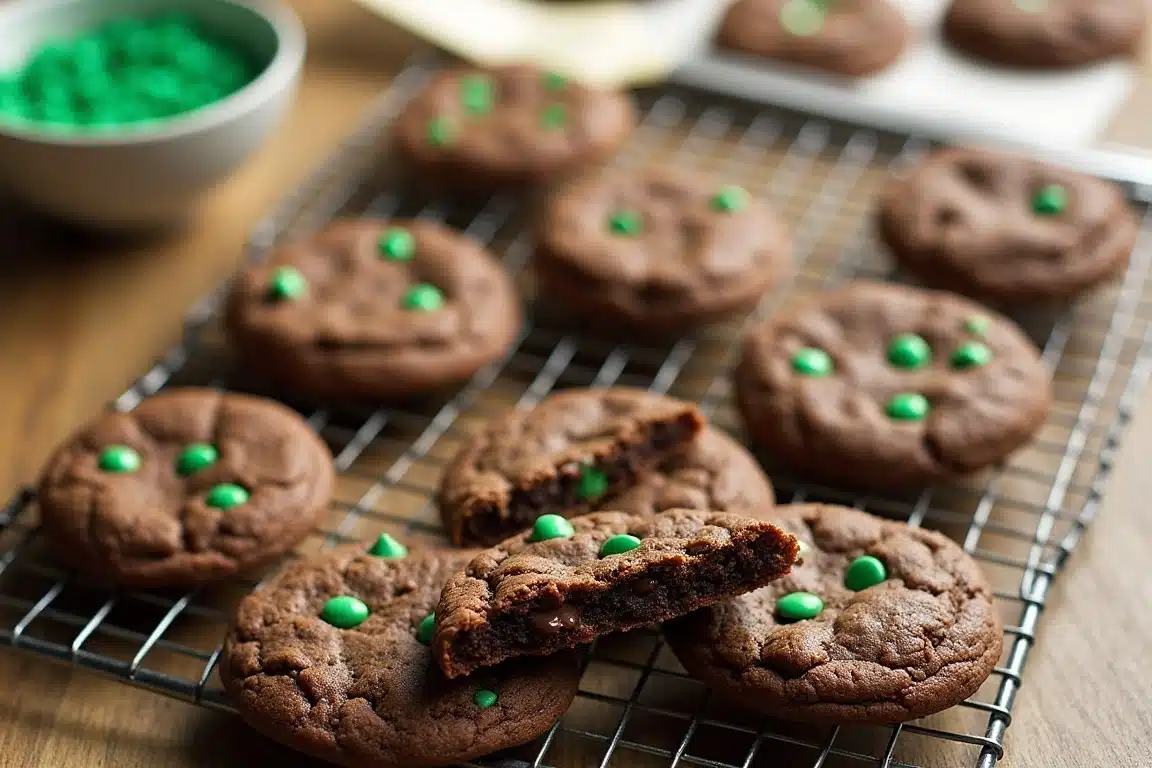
530,514,575,542
710,185,748,213
844,555,887,591
886,393,930,422
205,483,248,510
964,315,990,337
473,689,498,709
577,464,608,501
791,347,833,376
951,341,993,370
402,283,445,312
608,210,642,236
267,266,307,302
417,613,435,645
543,71,567,92
427,116,454,146
780,0,825,37
600,534,642,558
540,103,566,130
379,227,415,261
176,443,218,476
460,74,493,114
98,445,141,473
776,591,823,621
887,334,932,370
1032,184,1067,216
368,533,408,559
321,596,369,629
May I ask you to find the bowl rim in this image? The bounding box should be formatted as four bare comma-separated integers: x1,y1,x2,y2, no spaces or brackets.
0,0,306,147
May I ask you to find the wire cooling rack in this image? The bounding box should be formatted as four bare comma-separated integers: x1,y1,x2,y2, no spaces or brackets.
3,51,1152,768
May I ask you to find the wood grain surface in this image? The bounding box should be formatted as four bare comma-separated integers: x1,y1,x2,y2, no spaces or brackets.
1,1,1151,767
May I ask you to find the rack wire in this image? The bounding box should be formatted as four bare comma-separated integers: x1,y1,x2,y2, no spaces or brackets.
3,51,1152,768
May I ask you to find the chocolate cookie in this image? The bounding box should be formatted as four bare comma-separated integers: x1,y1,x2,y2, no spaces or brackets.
718,0,908,77
222,542,580,768
943,0,1145,69
534,168,792,334
225,218,522,401
37,388,333,588
439,387,708,547
664,504,1003,724
734,282,1052,489
434,509,798,678
878,147,1138,303
393,64,636,189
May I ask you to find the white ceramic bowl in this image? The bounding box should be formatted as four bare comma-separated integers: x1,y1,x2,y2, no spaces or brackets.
0,0,305,230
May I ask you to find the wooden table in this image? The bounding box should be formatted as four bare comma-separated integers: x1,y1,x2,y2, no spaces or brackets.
2,2,1151,766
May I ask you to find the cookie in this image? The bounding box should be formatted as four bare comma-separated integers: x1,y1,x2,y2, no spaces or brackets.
718,0,908,77
878,147,1138,303
37,388,333,588
433,509,799,678
225,218,522,401
439,387,709,547
943,0,1145,69
222,543,580,768
393,64,636,189
734,282,1052,489
664,503,1003,724
534,168,792,333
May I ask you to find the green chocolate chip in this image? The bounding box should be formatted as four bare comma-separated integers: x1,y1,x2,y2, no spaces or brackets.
964,315,990,337
427,116,454,146
460,74,493,114
710,185,748,213
540,103,566,130
417,613,435,645
205,483,248,510
530,514,575,542
321,596,369,629
887,333,932,370
886,393,930,421
779,0,825,37
98,445,141,473
543,71,567,92
776,591,823,621
600,534,642,558
368,533,408,559
473,689,498,709
379,227,415,261
267,266,307,301
402,283,445,312
608,210,642,236
176,443,218,476
1032,184,1067,216
844,555,887,591
791,347,833,376
951,341,992,369
576,464,608,501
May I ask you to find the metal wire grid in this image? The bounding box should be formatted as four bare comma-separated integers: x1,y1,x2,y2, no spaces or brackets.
3,51,1152,768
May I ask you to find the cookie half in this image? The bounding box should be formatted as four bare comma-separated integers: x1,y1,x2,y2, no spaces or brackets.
734,282,1052,489
943,0,1145,69
535,168,791,334
434,509,798,678
222,543,581,768
394,64,636,189
439,387,708,547
37,388,333,588
664,504,1003,724
225,218,522,401
719,0,908,77
878,147,1138,303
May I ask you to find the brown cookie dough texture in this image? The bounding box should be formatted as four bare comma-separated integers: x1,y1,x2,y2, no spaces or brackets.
535,168,791,333
434,509,799,678
225,218,522,401
943,0,1145,69
734,282,1052,489
393,64,636,188
223,545,580,768
664,504,1003,724
719,0,908,77
37,388,333,588
878,148,1138,303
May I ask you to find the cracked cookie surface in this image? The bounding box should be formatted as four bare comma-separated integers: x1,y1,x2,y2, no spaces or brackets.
37,388,333,588
734,282,1051,489
664,503,1002,724
222,544,580,768
225,218,522,401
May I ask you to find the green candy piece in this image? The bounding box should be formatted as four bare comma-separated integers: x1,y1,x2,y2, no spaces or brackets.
844,555,887,591
402,283,445,312
1032,184,1067,216
417,613,435,645
176,443,218,476
460,74,493,114
791,347,833,376
886,392,930,421
379,227,415,261
710,185,748,213
267,266,307,301
427,116,454,146
540,103,566,130
887,333,931,370
951,341,992,369
136,69,184,106
964,314,990,337
321,596,369,629
776,591,823,620
98,445,141,473
368,533,408,559
473,689,498,709
608,210,642,236
779,0,825,37
599,534,641,558
205,483,248,510
543,71,567,92
576,464,608,501
530,514,575,542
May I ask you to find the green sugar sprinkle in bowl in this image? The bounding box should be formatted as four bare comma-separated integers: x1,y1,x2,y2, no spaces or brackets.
0,0,304,230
